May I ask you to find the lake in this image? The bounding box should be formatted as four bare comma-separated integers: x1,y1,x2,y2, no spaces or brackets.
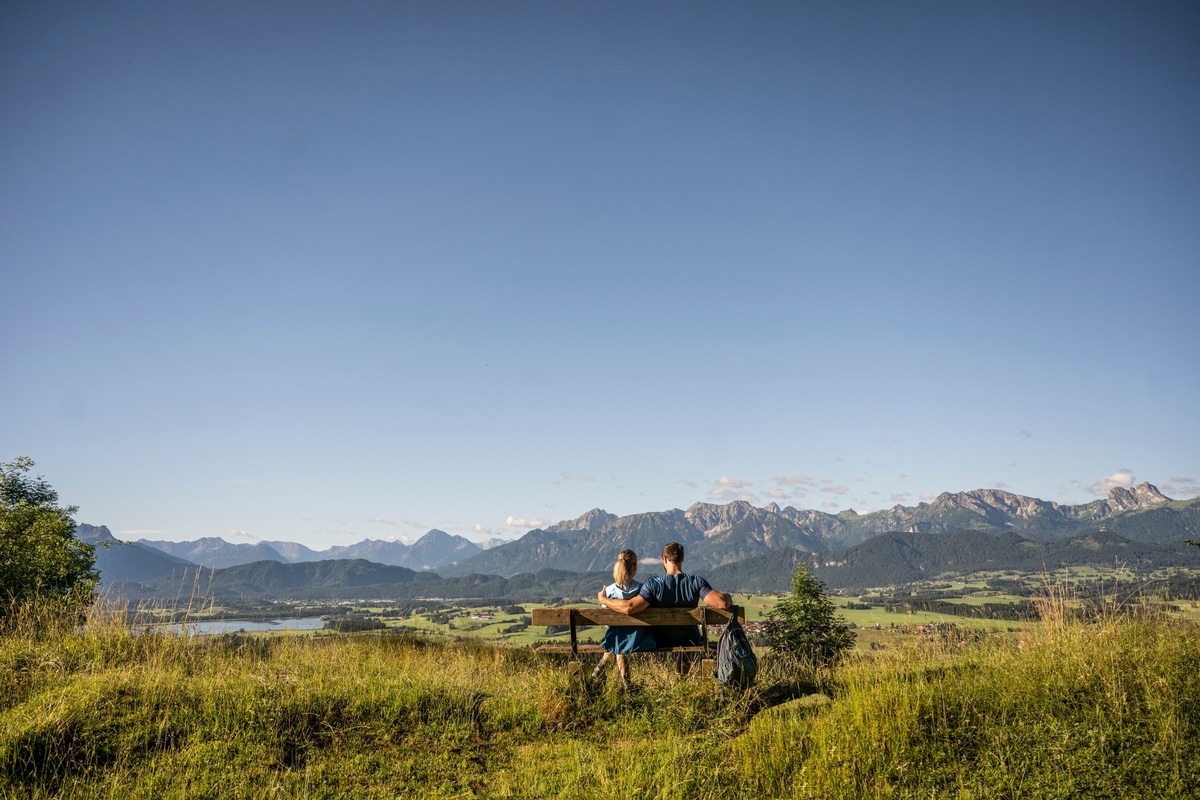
140,617,326,635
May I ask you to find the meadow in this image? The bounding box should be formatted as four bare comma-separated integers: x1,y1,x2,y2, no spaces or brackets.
1,588,1197,799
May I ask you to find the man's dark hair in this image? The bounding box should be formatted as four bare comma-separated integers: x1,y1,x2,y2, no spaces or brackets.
661,541,685,566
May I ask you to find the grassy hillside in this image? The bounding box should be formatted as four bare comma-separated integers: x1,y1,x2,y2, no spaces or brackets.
1,602,1197,799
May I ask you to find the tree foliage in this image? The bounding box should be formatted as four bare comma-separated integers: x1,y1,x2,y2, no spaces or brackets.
0,457,97,616
763,564,855,665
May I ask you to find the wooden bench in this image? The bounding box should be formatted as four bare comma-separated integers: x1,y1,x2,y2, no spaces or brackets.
531,605,744,673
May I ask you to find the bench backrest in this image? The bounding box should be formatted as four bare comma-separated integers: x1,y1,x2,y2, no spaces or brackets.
532,606,743,627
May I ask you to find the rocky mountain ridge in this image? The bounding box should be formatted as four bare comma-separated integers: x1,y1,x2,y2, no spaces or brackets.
441,483,1190,577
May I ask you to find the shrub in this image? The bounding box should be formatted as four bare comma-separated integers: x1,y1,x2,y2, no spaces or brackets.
762,564,855,666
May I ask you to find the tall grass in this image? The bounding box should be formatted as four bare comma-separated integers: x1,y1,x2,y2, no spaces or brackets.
1,599,1196,798
737,596,1200,799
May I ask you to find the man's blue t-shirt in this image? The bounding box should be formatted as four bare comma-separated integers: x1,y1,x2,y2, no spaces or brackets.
638,573,714,608
638,573,715,648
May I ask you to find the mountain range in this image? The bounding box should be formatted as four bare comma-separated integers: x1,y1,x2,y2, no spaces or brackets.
84,483,1200,596
435,482,1197,577
108,529,1200,601
135,529,487,571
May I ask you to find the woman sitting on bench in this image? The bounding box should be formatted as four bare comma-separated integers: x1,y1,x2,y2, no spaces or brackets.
592,549,656,685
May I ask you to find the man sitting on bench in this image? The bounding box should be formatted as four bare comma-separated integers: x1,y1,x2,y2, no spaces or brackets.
596,541,732,650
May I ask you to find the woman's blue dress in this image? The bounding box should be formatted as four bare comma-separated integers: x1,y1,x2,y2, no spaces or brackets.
601,581,656,654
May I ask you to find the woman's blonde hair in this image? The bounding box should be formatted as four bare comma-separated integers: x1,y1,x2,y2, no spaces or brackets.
613,549,638,588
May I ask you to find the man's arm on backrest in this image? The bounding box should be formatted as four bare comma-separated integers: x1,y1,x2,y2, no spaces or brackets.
597,591,650,615
702,589,732,610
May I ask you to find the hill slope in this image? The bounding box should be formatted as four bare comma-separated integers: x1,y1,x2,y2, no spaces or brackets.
76,524,195,585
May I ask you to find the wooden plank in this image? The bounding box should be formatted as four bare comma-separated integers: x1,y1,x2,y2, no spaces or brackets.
534,644,607,654
531,606,741,627
534,643,715,655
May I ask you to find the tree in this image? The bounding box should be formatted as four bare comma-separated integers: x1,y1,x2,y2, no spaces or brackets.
0,457,97,615
762,564,855,666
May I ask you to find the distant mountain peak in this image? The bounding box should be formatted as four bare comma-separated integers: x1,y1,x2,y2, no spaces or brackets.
478,537,513,550
1107,482,1170,511
417,528,452,542
133,537,285,569
546,508,617,533
75,523,117,544
685,500,761,536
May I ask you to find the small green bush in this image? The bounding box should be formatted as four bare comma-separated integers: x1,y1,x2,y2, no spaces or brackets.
762,564,855,666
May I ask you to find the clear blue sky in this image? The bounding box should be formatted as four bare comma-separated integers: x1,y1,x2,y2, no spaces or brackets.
3,1,1197,549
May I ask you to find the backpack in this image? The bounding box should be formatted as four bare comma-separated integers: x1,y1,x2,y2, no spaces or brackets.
714,613,757,688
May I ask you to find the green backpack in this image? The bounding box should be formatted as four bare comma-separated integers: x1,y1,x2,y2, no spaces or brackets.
714,614,757,688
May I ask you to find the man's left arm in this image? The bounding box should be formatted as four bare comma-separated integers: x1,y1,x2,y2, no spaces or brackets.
695,575,731,610
702,589,732,610
597,592,650,615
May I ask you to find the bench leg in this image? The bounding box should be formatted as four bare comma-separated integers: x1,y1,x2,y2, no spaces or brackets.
674,652,704,677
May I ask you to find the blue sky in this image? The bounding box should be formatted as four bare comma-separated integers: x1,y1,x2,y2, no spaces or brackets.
3,1,1197,549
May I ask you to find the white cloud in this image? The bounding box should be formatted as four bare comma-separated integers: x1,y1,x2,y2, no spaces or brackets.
890,493,910,503
821,500,840,510
765,488,792,500
1161,476,1199,498
709,486,759,503
716,476,751,488
554,471,596,485
402,519,426,529
822,484,850,495
774,474,817,487
329,528,359,544
920,492,935,501
1085,470,1135,496
369,517,398,526
473,523,493,535
227,529,256,540
506,516,545,528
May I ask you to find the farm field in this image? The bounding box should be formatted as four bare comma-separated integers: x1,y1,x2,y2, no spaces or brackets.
168,566,1200,652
